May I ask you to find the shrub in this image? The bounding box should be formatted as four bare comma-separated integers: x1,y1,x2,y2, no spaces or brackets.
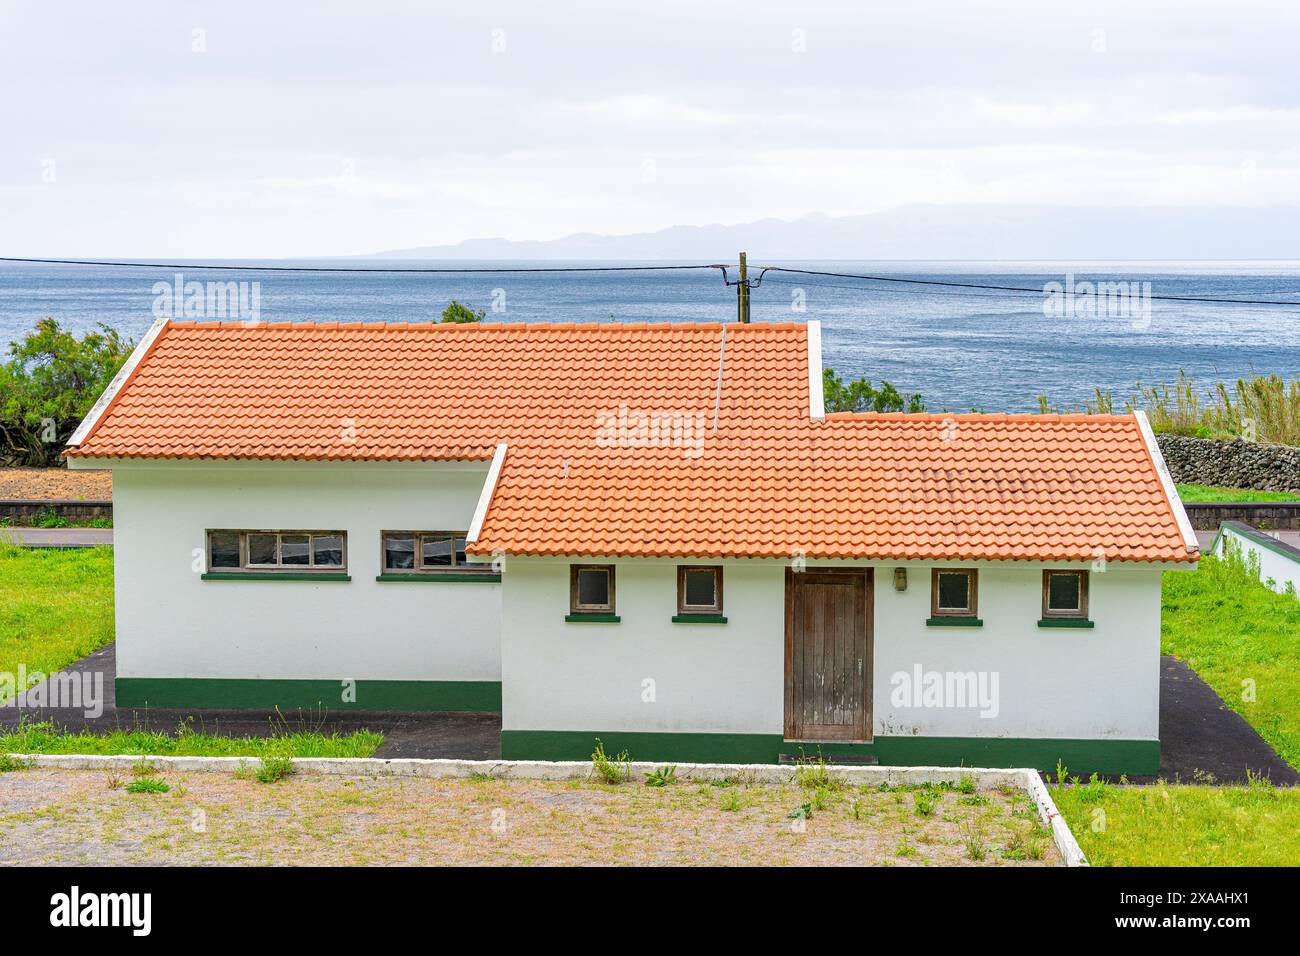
0,318,133,466
823,367,925,413
440,300,485,324
1037,369,1300,446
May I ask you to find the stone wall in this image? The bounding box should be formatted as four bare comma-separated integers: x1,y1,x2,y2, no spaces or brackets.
1156,434,1300,494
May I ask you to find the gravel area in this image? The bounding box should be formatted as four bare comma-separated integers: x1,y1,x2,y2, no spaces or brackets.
0,467,111,500
0,768,1059,866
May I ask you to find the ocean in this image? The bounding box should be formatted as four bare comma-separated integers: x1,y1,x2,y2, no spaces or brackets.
2,259,1298,413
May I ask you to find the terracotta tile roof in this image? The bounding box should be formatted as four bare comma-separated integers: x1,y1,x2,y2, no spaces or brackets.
69,320,1195,563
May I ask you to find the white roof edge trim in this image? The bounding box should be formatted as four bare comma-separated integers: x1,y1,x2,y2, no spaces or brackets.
466,442,508,544
807,320,825,423
1133,410,1199,555
67,317,169,447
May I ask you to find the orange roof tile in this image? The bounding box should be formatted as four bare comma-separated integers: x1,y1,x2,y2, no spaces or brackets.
68,321,1196,563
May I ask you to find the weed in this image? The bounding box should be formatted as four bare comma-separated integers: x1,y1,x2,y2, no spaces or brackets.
913,791,937,816
590,738,632,785
125,777,170,794
957,774,977,794
787,802,813,821
644,765,677,787
794,756,845,792
255,754,295,784
0,753,31,772
719,790,743,812
961,818,987,861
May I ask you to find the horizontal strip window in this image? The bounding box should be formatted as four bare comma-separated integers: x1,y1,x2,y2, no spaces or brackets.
207,530,346,574
382,531,494,575
375,573,500,583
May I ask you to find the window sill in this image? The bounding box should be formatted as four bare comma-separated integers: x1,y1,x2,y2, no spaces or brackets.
375,573,501,583
565,612,621,623
672,613,728,624
201,572,351,582
1038,618,1094,628
925,616,982,627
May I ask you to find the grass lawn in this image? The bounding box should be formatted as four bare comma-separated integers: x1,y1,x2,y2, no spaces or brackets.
0,543,114,703
1176,483,1300,502
0,768,1057,866
1052,777,1300,866
0,720,382,759
1162,554,1300,770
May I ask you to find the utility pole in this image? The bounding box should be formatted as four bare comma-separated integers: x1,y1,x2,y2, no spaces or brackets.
737,251,750,323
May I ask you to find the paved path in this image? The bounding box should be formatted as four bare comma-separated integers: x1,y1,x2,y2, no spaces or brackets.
5,645,1297,780
1151,656,1298,785
0,643,499,760
3,527,113,548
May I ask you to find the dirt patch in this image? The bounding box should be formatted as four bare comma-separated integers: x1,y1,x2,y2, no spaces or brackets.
0,768,1060,866
0,468,111,501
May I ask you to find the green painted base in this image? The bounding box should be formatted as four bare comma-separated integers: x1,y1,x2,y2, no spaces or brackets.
116,677,501,712
500,730,1160,774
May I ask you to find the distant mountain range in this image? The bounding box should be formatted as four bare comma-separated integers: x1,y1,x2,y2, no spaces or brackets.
360,204,1300,260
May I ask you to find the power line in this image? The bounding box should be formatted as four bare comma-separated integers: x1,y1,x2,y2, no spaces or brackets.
758,266,1300,308
0,256,726,275
4,254,1299,308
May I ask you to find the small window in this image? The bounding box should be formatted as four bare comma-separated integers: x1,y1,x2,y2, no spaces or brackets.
382,531,485,573
931,569,978,617
208,531,241,568
571,565,615,612
1043,570,1089,619
207,530,347,572
678,566,722,614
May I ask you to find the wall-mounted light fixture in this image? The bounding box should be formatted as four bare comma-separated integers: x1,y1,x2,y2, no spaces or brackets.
893,567,907,592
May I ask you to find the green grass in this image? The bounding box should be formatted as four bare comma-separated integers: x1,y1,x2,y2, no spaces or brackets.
0,542,114,702
1162,553,1300,770
0,720,383,758
1175,483,1300,503
1053,777,1300,866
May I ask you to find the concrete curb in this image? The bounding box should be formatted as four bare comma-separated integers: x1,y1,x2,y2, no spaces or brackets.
1021,769,1089,867
6,754,1088,865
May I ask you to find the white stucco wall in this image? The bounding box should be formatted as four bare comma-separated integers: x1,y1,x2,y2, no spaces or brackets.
501,557,1165,741
99,459,500,682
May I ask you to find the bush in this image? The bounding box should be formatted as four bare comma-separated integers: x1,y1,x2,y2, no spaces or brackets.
823,368,925,413
0,318,134,466
440,300,485,324
1037,369,1300,447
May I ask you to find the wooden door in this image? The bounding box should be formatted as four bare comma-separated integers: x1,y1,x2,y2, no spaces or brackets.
784,569,872,742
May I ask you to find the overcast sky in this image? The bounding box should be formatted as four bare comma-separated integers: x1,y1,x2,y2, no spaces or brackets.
2,1,1297,257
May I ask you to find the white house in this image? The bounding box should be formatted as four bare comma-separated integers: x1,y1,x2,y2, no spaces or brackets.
67,318,1199,773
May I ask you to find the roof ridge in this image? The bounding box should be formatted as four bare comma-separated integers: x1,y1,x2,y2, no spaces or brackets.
823,411,1135,423
165,320,806,332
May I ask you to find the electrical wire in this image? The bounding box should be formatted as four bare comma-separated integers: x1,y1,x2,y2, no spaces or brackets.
0,256,726,274
4,255,1299,307
758,266,1300,307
